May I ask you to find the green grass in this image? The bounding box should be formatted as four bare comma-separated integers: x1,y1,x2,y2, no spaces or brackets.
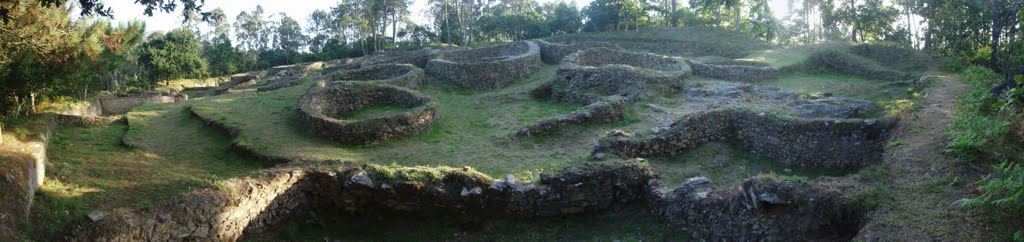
246,204,688,241
759,70,922,118
341,104,415,120
171,65,622,181
648,141,852,190
28,104,261,240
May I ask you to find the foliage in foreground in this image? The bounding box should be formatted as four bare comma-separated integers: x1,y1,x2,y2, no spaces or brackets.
946,67,1012,162
952,66,1024,240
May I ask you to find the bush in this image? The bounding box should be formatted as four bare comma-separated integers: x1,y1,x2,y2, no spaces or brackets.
959,161,1024,241
947,66,1011,162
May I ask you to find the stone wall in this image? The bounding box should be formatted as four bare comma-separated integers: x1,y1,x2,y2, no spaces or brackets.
426,41,541,90
535,39,622,64
98,93,182,115
515,96,627,137
297,81,439,145
551,47,692,103
215,74,260,94
652,176,864,241
686,58,780,82
594,108,894,169
269,62,323,75
44,99,103,117
0,116,55,240
326,64,426,89
361,49,434,68
71,159,656,241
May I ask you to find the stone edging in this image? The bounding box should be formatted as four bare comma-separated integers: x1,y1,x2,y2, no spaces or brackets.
426,41,541,90
593,108,895,169
551,47,692,103
514,96,627,137
297,81,439,145
535,39,622,64
325,64,426,89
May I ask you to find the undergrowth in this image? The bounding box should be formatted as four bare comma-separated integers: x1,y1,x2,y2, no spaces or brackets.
946,67,1013,162
950,66,1024,240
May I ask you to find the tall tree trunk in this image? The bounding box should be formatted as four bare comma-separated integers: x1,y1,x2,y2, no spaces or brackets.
924,21,934,49
671,0,678,27
733,5,741,31
29,93,36,115
992,0,1002,70
444,2,452,45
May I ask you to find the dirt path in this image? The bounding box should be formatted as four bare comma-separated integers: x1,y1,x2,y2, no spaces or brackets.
855,74,987,240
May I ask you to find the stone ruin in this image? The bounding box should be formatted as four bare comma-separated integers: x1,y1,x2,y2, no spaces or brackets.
68,158,867,241
678,81,878,119
686,56,780,82
256,68,310,92
297,81,439,145
321,58,364,74
215,74,260,94
360,49,435,68
651,175,865,240
535,39,622,64
426,41,541,90
268,62,324,75
325,64,426,89
515,95,628,137
594,108,893,169
550,47,692,104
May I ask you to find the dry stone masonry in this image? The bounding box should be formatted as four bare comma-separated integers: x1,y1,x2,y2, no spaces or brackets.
550,47,692,103
686,56,780,82
297,81,439,145
515,95,627,137
72,159,657,241
651,176,865,241
535,39,622,64
426,41,541,90
594,108,894,169
215,74,260,94
325,64,426,89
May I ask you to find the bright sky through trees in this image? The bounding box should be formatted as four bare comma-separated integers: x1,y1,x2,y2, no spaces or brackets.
106,0,794,34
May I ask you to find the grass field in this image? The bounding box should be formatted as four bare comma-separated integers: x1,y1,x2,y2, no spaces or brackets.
177,65,636,181
29,105,261,240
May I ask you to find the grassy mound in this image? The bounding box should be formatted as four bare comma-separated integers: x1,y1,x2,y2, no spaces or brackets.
547,27,769,58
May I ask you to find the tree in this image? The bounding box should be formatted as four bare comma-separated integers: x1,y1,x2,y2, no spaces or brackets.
138,28,208,85
1,0,207,23
203,34,244,77
544,1,583,35
234,5,271,52
273,14,307,53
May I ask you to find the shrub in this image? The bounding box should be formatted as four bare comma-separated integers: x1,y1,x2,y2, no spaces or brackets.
959,161,1024,240
947,66,1011,162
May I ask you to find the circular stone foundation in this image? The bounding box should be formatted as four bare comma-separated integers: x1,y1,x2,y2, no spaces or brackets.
536,39,621,64
425,40,541,90
326,64,426,89
551,47,692,103
297,81,439,145
686,56,779,82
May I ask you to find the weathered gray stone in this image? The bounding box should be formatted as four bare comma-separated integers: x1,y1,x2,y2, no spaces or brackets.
551,47,692,103
88,210,105,222
297,81,439,145
350,171,374,187
426,41,541,90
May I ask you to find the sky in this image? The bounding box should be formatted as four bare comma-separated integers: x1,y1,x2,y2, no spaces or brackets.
105,0,793,34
